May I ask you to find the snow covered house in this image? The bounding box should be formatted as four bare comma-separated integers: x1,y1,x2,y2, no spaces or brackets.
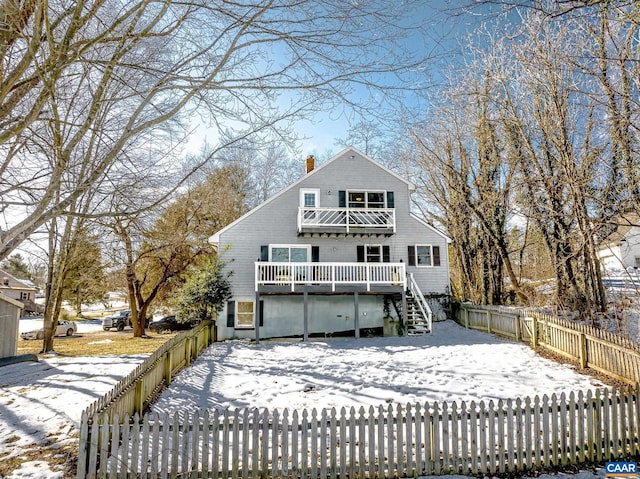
209,147,450,341
597,214,640,272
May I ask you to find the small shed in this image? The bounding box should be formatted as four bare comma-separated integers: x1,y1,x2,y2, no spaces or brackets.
0,293,24,359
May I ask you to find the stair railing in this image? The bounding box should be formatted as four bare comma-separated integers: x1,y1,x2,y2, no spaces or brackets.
407,273,433,334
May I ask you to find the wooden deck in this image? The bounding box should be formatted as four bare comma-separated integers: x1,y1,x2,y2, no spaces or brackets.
255,262,405,292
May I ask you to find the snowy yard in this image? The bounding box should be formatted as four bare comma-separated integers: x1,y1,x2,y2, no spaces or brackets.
0,319,620,478
151,320,607,413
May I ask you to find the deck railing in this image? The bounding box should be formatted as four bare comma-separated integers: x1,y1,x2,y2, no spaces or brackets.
297,207,395,233
255,262,405,291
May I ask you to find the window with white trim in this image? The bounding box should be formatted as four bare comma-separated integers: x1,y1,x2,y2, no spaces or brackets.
270,244,311,262
236,300,255,328
300,189,319,207
408,244,441,267
416,245,433,267
300,188,319,221
20,292,30,300
366,244,382,263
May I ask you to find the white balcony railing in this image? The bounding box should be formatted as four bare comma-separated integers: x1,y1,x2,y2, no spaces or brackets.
256,262,405,292
297,207,395,234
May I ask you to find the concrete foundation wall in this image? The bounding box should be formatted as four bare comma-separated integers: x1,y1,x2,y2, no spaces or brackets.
218,294,387,341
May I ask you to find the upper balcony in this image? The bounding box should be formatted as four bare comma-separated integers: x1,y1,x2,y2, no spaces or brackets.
297,207,395,236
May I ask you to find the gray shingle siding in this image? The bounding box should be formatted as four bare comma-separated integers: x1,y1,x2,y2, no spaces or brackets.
214,147,449,339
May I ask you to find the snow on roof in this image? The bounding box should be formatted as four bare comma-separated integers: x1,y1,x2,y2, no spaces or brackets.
0,269,37,291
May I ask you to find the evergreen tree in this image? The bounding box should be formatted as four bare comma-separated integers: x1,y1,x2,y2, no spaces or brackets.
1,254,32,280
62,230,107,315
175,258,232,322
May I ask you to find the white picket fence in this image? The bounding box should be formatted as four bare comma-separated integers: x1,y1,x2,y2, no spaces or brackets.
82,321,216,424
457,304,640,385
77,385,640,478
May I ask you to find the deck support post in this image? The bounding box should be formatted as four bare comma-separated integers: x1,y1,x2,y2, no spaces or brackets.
354,291,360,339
255,290,261,344
303,285,309,342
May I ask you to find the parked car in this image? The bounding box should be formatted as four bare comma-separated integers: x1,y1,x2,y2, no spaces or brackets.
102,310,131,331
149,315,195,334
21,320,77,340
102,310,150,331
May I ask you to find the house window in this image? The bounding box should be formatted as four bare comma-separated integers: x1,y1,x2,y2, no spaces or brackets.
348,191,385,209
300,189,320,220
416,245,433,266
303,192,316,207
366,245,382,263
300,188,319,208
236,300,255,329
408,245,441,267
227,300,263,329
357,244,390,263
270,244,311,262
20,292,30,300
366,192,385,208
635,257,640,269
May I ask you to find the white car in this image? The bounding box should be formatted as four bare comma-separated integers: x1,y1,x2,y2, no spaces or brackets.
20,320,78,340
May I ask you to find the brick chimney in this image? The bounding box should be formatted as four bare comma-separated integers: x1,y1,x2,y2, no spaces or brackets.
306,155,315,173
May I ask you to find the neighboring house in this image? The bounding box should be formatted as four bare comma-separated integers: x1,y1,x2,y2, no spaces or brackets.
210,147,451,342
0,293,24,358
0,269,41,316
597,214,640,272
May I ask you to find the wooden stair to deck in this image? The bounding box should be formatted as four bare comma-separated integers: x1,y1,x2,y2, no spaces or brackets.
389,291,431,335
405,293,431,335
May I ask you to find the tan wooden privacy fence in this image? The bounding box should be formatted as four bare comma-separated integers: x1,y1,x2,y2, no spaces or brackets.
77,386,639,478
82,320,216,422
457,304,640,385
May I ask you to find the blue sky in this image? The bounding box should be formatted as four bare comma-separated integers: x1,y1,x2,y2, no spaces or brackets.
291,1,504,158
185,2,504,161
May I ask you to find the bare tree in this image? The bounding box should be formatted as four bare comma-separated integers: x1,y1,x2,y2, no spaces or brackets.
406,6,635,313
107,164,246,337
411,73,526,305
334,119,386,159
0,0,435,261
210,132,303,207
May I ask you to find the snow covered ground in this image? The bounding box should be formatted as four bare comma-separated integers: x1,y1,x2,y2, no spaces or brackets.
0,320,147,479
151,321,607,413
0,319,627,478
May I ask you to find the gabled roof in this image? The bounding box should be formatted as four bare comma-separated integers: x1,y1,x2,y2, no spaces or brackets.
209,146,417,245
0,269,37,291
